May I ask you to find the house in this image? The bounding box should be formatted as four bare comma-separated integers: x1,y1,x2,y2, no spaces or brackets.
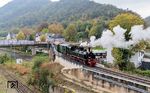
35,33,41,42
46,33,65,43
6,32,16,40
140,53,150,70
130,51,145,68
129,50,150,70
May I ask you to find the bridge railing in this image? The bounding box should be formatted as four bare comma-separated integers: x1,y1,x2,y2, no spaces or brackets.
0,40,35,46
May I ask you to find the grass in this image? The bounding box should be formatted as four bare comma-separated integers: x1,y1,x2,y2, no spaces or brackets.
92,46,106,51
0,37,5,40
0,73,17,93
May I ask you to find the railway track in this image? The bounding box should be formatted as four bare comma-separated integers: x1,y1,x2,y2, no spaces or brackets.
86,66,150,86
0,66,35,93
61,54,150,86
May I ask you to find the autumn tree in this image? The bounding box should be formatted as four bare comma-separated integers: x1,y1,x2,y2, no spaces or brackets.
28,57,54,93
63,24,77,42
21,28,35,40
16,31,25,40
48,23,64,34
37,22,49,32
109,12,144,41
40,34,46,42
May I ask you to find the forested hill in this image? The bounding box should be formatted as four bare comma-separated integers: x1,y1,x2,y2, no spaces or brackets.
145,16,150,26
0,0,123,30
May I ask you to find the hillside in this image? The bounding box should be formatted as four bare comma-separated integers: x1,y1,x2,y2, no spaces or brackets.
145,16,150,26
0,0,123,31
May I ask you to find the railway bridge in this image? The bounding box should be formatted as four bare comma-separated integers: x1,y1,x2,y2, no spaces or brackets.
0,40,52,55
62,65,150,93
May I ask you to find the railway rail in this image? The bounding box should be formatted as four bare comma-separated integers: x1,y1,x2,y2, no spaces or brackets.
84,65,150,88
93,66,150,85
0,66,35,93
61,52,150,86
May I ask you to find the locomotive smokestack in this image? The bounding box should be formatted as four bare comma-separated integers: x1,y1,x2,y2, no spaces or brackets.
88,47,91,53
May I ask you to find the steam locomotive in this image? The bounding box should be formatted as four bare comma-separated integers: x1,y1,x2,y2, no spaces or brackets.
55,44,97,67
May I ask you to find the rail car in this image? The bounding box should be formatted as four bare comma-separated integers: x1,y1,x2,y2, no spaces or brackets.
55,44,97,67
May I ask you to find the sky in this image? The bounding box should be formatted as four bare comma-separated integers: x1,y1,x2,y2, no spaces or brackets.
0,0,149,18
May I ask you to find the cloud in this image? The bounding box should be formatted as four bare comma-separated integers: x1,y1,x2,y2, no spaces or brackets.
0,0,12,7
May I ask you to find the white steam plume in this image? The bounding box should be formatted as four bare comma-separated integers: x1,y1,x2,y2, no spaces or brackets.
90,25,150,48
81,25,150,63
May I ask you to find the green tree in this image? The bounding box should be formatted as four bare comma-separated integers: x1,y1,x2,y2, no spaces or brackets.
89,26,97,37
0,54,9,64
42,28,49,33
132,40,149,52
29,34,35,41
39,69,53,93
28,57,55,93
63,24,77,42
112,48,132,70
16,31,25,40
109,12,144,41
88,23,103,38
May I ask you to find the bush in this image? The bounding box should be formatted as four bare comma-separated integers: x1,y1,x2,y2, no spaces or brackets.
0,54,10,64
134,69,150,77
28,56,55,93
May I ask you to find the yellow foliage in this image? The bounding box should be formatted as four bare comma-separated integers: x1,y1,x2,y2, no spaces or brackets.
48,23,64,34
16,31,25,40
40,34,46,42
109,12,144,31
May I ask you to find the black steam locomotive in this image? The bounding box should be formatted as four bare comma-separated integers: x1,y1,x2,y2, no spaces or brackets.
55,44,97,67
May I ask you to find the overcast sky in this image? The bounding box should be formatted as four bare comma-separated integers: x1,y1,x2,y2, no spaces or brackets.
0,0,149,18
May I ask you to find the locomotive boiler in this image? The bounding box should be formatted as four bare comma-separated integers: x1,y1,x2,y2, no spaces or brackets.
55,44,97,67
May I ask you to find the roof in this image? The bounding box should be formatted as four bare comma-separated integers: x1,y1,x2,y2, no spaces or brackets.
92,50,107,53
142,58,150,62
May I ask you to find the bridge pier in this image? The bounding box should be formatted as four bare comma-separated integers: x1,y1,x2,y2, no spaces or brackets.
31,47,36,55
148,87,150,92
63,68,150,93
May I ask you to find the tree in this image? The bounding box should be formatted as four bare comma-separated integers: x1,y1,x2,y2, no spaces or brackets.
112,48,132,70
28,57,55,93
132,40,150,52
29,34,35,41
63,24,77,42
40,35,46,42
0,54,9,64
48,23,64,34
76,32,88,41
88,22,104,38
16,31,25,40
42,28,49,33
89,26,97,37
109,12,144,41
37,23,49,32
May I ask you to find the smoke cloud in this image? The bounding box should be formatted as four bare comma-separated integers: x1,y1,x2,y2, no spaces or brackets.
90,25,150,49
80,25,150,63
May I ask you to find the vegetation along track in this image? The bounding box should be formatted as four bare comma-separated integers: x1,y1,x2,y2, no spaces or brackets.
0,66,35,93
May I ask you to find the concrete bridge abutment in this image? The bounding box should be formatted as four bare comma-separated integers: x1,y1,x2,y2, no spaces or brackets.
62,68,150,93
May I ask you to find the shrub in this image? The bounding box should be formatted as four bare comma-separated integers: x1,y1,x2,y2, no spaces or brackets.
0,54,10,64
